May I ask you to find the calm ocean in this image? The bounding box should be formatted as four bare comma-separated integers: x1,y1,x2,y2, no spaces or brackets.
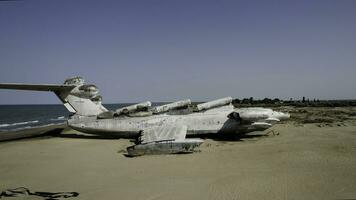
0,104,132,132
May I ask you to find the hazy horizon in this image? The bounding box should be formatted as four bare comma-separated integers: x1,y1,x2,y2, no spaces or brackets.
0,98,355,106
1,0,356,104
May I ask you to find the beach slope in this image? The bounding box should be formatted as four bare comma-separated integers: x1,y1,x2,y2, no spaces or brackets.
0,117,356,199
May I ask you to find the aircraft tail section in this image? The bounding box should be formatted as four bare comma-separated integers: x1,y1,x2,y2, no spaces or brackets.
0,77,107,116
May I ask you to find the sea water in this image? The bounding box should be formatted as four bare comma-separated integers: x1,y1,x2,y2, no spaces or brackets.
0,104,131,132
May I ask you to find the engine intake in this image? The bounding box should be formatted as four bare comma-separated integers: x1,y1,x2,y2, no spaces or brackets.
227,112,241,120
195,97,232,111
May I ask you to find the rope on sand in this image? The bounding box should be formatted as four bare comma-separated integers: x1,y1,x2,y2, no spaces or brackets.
0,187,78,200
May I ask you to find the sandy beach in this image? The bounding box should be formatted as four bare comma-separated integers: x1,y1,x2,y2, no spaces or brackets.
1,0,356,198
1,108,356,199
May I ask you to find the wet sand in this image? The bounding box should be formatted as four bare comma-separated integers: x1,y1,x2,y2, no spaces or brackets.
1,115,356,199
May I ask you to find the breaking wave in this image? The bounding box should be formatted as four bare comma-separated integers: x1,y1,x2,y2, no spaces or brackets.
50,116,66,121
0,120,39,128
0,124,10,128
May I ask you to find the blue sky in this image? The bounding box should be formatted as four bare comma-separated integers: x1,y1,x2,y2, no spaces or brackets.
0,0,355,104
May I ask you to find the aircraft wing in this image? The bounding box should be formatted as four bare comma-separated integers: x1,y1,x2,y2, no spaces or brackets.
139,125,188,144
0,83,75,92
127,125,202,156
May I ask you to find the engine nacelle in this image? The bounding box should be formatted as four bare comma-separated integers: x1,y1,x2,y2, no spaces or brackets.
239,112,269,121
228,111,269,121
195,97,232,111
116,101,152,114
152,99,191,114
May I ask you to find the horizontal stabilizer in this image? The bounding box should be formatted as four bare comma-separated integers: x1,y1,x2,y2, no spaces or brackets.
0,77,108,116
0,83,75,92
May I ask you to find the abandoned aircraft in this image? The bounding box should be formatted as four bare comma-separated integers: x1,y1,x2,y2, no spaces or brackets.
0,77,290,156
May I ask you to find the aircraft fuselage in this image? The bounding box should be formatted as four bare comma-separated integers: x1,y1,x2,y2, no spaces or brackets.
68,106,284,138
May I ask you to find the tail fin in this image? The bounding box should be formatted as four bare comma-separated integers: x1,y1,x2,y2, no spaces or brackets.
0,76,107,116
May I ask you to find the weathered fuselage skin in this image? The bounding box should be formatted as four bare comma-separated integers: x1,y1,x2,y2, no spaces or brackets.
68,105,289,138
